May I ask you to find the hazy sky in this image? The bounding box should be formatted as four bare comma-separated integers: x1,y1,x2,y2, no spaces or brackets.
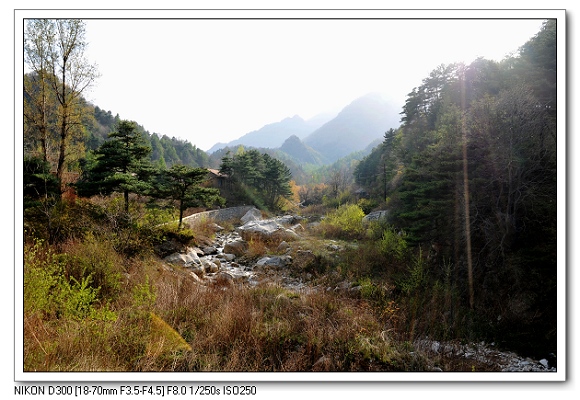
32,12,549,151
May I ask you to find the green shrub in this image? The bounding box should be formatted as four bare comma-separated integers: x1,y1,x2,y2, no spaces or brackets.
357,198,378,214
397,249,428,295
24,238,115,321
132,276,157,311
321,204,365,239
61,233,123,300
379,228,408,262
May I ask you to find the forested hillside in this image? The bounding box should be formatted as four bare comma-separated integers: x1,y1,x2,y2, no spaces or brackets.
24,76,209,179
354,20,558,356
22,18,559,373
88,106,210,169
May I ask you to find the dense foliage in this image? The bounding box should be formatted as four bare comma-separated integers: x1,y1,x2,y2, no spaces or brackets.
354,20,558,355
76,120,156,212
87,106,210,169
153,164,224,229
219,148,294,210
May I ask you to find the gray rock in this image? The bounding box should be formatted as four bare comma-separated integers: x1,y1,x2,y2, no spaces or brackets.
349,285,362,293
201,258,219,273
273,228,301,242
255,255,292,269
202,246,217,255
290,223,304,232
277,241,291,253
164,253,188,265
363,210,389,224
274,215,297,226
238,219,301,242
431,341,441,353
217,253,236,261
164,249,201,266
213,272,235,287
191,247,205,257
223,240,249,256
188,264,205,277
240,207,262,224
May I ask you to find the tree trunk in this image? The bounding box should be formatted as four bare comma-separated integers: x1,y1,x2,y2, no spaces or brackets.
124,190,129,214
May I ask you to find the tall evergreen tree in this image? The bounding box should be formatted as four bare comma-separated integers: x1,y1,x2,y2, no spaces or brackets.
218,149,293,210
76,120,154,213
154,164,224,229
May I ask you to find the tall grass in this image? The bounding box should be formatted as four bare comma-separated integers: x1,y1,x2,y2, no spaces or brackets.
23,229,422,371
22,196,497,372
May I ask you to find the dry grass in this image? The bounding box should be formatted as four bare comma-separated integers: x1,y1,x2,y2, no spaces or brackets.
22,199,489,373
151,263,419,372
24,239,424,372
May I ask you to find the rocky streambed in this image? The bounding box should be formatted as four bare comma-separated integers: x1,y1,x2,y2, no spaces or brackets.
160,208,557,374
162,209,312,291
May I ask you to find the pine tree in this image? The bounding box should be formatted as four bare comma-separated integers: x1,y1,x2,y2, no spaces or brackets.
76,120,154,213
154,164,224,229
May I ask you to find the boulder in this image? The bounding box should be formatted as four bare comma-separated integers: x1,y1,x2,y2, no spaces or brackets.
240,207,262,224
217,253,236,262
276,241,291,253
238,219,300,242
290,223,304,232
164,248,201,266
164,253,189,265
202,246,218,255
188,263,205,277
272,228,301,242
274,215,297,226
191,247,205,257
255,255,292,269
223,240,249,256
201,258,219,273
213,272,235,288
362,210,389,224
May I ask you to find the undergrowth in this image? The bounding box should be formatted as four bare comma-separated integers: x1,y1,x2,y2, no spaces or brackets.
22,197,504,372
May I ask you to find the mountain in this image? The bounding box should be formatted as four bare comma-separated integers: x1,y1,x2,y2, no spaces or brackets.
303,93,401,163
207,113,334,153
278,135,327,165
207,92,401,165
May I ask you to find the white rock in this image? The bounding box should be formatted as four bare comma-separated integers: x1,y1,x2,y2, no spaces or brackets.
240,207,262,224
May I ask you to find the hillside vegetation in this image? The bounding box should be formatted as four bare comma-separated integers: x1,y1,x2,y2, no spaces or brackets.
22,19,558,372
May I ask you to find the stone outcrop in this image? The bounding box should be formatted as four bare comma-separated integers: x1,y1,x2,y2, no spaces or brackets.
237,215,303,242
255,255,292,269
181,205,257,228
162,207,307,288
240,207,262,224
362,210,389,224
160,206,556,373
164,248,201,267
223,240,249,256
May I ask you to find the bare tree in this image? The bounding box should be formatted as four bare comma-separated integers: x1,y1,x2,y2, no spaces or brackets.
24,19,99,196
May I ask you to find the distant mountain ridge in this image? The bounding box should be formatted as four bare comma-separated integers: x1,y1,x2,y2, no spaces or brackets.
207,92,402,164
279,135,327,165
207,113,334,153
302,93,401,162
